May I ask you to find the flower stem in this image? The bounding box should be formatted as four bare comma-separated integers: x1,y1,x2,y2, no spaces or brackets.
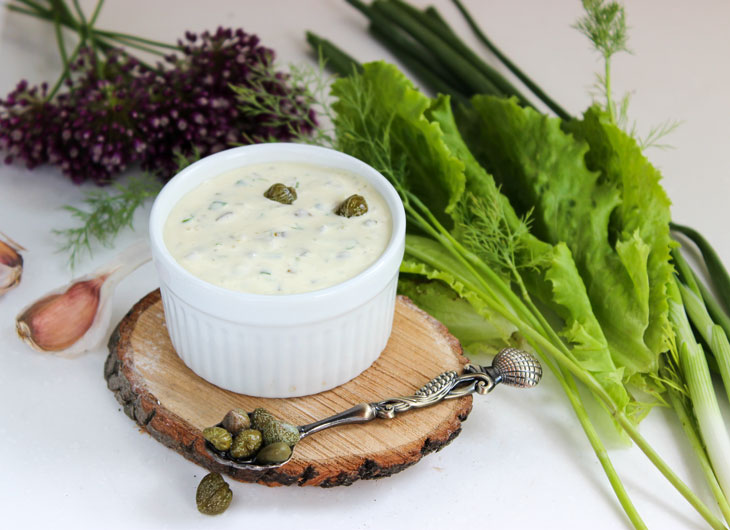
71,0,87,27
88,0,104,26
100,35,168,56
46,39,83,100
95,29,180,51
52,6,69,68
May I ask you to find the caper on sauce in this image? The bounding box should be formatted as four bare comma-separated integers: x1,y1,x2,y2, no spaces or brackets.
264,182,297,204
204,408,299,466
335,194,368,218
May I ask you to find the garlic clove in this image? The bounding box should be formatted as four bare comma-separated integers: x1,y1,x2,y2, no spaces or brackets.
17,275,107,352
15,240,151,358
0,232,25,296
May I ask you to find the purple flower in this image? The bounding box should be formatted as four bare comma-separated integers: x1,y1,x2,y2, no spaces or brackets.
0,28,317,185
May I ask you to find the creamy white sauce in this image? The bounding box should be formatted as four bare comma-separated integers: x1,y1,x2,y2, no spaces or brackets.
163,162,392,295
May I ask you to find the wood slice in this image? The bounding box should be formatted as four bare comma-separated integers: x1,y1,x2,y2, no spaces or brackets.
105,290,472,487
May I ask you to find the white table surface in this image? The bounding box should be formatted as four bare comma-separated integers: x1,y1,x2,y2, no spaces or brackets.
1,1,729,528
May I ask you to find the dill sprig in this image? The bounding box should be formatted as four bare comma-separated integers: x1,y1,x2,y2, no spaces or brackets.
455,193,539,278
328,66,407,190
573,0,630,125
231,57,335,147
575,0,681,150
54,173,163,268
54,149,200,268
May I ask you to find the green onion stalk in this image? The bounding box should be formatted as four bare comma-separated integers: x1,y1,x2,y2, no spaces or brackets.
668,278,730,505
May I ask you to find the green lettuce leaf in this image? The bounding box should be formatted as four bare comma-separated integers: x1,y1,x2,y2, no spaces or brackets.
397,275,517,355
562,107,674,361
457,96,669,384
331,62,637,419
425,95,631,412
331,61,465,227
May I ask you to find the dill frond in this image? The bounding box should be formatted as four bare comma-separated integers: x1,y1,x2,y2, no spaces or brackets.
54,173,162,269
574,0,630,125
455,192,540,277
573,0,630,59
576,1,681,151
331,71,408,190
231,57,336,147
639,119,683,151
54,149,200,269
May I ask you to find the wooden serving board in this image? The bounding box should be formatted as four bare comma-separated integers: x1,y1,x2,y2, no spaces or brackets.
104,290,472,487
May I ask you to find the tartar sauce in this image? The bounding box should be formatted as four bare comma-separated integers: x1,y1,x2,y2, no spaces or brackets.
163,162,392,294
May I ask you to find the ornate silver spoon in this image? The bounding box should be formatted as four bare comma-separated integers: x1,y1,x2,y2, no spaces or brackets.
204,347,542,471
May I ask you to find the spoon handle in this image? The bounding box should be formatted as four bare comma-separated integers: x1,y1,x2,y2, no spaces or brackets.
298,347,541,438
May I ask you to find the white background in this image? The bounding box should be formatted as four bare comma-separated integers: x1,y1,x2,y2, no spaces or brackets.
1,1,729,528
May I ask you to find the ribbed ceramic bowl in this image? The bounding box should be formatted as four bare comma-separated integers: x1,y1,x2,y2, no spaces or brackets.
148,143,406,397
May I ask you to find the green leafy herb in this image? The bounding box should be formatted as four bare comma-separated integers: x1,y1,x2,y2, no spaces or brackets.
231,59,334,147
54,173,162,269
55,148,200,268
573,0,629,124
573,0,681,149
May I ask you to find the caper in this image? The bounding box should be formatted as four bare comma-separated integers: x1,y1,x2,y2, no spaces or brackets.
195,473,233,515
196,472,232,515
261,419,300,447
251,407,276,431
254,442,292,465
202,426,232,452
264,183,297,204
335,194,368,218
230,429,263,460
222,408,251,435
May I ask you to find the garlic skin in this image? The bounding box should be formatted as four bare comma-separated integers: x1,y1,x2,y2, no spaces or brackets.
0,232,25,296
16,240,151,358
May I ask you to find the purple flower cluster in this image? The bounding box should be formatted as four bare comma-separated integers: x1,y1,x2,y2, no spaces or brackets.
0,28,315,185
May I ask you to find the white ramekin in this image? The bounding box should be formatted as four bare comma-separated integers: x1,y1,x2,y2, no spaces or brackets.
148,143,406,398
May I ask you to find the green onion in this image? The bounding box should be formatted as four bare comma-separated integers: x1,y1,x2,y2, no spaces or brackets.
678,282,730,408
669,278,730,504
673,241,730,356
672,222,730,314
664,365,730,523
451,0,571,119
305,31,362,77
383,0,534,106
347,0,502,97
368,25,470,105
